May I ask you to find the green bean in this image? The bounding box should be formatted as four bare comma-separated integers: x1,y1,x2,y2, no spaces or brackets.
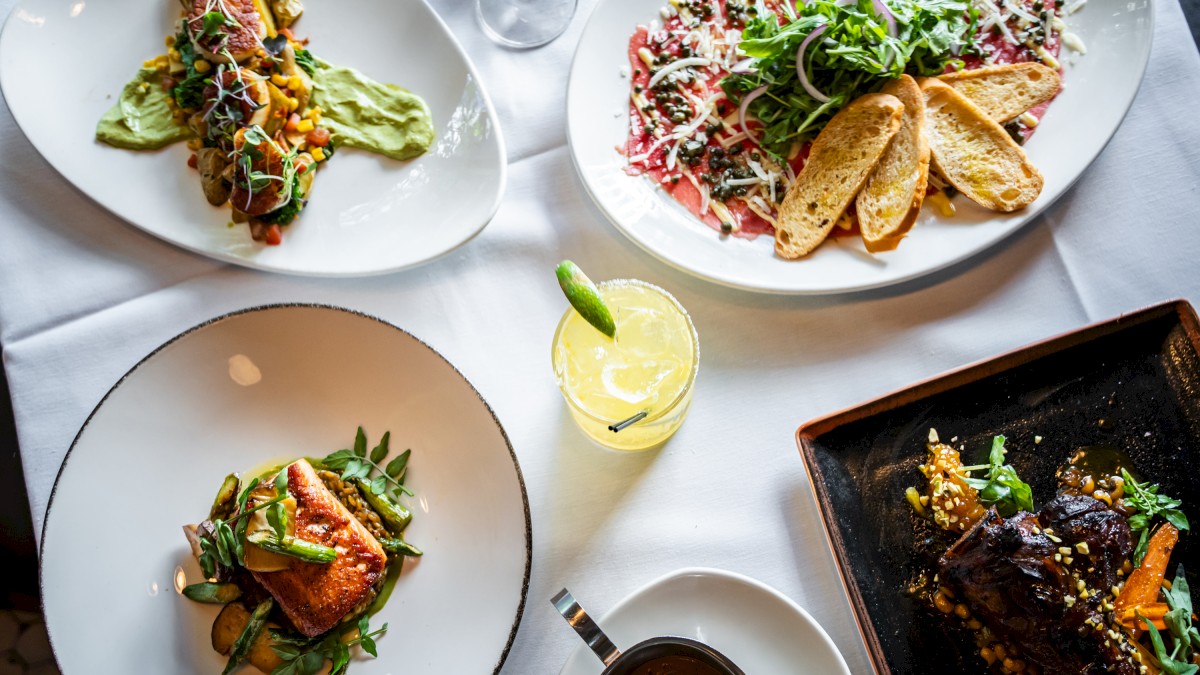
351,478,412,534
223,598,272,675
182,582,241,604
246,531,336,564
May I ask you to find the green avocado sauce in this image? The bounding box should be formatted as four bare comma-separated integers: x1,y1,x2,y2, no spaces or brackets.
95,67,194,150
97,59,434,162
310,59,435,161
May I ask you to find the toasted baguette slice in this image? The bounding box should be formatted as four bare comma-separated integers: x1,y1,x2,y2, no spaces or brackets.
939,63,1061,123
776,93,904,259
856,75,930,253
919,78,1043,212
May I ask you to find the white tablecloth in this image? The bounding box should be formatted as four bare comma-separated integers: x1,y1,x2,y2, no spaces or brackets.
2,0,1200,672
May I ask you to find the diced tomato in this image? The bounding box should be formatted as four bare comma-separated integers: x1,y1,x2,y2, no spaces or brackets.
187,154,198,169
264,224,283,246
306,128,331,147
285,113,301,133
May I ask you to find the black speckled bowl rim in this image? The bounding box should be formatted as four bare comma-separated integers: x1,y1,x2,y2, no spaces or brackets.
38,303,532,675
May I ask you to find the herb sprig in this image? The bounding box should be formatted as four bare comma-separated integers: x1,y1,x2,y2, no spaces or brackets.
963,436,1034,517
1122,469,1190,566
721,0,978,160
322,427,413,501
1138,564,1200,675
271,614,388,675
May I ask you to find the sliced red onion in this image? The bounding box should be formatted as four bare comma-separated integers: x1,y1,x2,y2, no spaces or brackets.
738,84,769,145
731,57,757,74
796,25,831,103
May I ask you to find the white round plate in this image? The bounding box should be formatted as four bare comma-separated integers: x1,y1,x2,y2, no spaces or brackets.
40,305,531,674
567,0,1153,294
0,0,506,276
559,568,850,674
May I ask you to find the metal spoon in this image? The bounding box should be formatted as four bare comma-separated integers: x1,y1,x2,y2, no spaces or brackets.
551,588,621,666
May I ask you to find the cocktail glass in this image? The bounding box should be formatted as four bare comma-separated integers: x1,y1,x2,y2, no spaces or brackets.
551,279,699,451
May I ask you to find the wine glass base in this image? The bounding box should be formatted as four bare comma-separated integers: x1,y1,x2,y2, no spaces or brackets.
475,0,577,49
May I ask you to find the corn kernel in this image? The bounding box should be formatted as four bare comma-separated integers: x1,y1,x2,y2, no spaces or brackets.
143,59,156,68
312,147,326,162
165,35,175,47
271,73,289,87
194,59,211,74
168,48,181,61
288,76,303,91
186,138,203,151
287,97,300,112
296,119,315,133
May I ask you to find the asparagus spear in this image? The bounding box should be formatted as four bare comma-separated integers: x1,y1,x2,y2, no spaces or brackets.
223,598,272,675
209,473,241,521
246,530,337,564
182,582,242,604
351,478,412,534
379,537,423,557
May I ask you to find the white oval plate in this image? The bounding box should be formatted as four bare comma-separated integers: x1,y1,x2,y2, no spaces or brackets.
40,305,530,674
0,0,505,276
567,0,1153,294
559,568,850,674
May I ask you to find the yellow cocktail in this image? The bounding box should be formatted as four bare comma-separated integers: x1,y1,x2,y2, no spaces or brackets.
552,279,699,451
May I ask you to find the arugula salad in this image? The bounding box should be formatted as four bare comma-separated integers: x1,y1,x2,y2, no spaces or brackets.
622,0,1078,240
181,428,421,675
909,431,1197,674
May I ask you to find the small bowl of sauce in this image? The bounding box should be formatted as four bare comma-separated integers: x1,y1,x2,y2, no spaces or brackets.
551,590,744,675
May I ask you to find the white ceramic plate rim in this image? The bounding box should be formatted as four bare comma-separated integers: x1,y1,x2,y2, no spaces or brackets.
559,566,851,674
566,0,1155,295
37,303,532,674
0,0,508,277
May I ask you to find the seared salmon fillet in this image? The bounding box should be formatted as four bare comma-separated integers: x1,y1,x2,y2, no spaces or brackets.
250,459,387,637
187,0,266,64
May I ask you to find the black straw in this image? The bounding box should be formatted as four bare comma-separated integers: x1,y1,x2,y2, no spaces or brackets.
608,411,648,433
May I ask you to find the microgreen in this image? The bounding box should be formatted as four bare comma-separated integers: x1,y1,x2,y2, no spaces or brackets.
721,0,978,161
322,428,414,500
202,11,232,37
270,615,389,675
962,436,1034,517
263,34,290,57
1122,469,1190,566
1140,566,1199,675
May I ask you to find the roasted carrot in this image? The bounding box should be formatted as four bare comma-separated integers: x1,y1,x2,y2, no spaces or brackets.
1118,602,1170,631
1115,523,1180,615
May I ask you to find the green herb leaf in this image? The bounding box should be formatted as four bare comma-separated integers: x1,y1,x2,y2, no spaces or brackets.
369,432,390,464
294,48,317,77
385,450,410,479
369,475,386,495
354,427,367,457
263,34,289,56
202,11,231,37
961,436,1033,517
267,502,288,540
1121,469,1190,566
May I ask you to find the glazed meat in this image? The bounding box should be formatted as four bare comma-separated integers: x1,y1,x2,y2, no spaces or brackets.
250,459,388,637
938,495,1136,674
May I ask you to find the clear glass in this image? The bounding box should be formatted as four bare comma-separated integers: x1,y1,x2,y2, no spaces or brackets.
475,0,578,49
551,280,700,451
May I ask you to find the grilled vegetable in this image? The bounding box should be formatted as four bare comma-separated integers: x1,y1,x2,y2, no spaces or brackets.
183,582,242,604
211,602,286,672
209,473,241,520
223,598,273,675
379,537,423,558
352,478,412,534
246,530,337,564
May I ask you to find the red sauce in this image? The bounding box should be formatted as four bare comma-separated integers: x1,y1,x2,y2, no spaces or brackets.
623,0,1066,240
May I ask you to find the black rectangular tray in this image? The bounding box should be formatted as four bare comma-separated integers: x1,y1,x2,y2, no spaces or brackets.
797,300,1200,674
